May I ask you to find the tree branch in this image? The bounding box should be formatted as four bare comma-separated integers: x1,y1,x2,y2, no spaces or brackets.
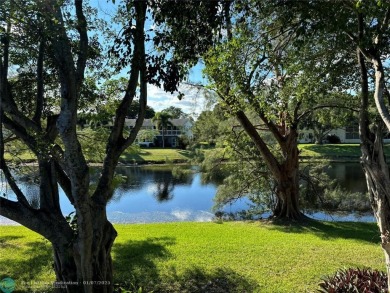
54,161,74,205
0,196,74,244
2,115,39,153
33,37,45,125
297,104,359,122
75,0,88,91
92,1,147,204
234,110,281,178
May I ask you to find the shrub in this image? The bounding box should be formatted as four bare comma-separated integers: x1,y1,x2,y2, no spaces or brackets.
326,134,341,144
318,268,388,293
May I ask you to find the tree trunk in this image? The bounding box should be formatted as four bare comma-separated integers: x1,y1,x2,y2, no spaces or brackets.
273,171,301,220
162,128,165,148
272,130,302,220
52,216,117,293
360,128,390,292
357,40,390,290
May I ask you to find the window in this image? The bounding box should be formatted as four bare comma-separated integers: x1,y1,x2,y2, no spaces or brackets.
345,125,359,139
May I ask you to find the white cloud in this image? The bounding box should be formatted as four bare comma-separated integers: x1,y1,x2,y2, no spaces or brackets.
147,83,208,118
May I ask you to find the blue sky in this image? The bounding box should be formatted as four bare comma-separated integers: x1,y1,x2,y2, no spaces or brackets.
91,0,208,117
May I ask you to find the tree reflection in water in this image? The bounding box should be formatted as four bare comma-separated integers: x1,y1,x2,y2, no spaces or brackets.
111,165,193,203
154,177,174,202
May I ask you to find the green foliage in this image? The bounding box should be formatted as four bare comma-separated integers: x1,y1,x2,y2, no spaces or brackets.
177,134,190,150
127,100,156,119
78,128,108,162
161,106,189,119
300,162,370,214
152,112,173,129
65,212,78,236
193,104,229,146
318,268,387,293
136,129,159,143
199,124,278,213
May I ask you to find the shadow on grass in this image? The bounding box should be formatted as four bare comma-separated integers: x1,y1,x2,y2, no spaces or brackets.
0,235,23,248
0,240,53,281
119,153,146,163
263,218,380,244
113,236,175,284
177,150,194,159
113,237,257,292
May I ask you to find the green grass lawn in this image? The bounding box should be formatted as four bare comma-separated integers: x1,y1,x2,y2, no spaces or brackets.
120,148,193,164
299,143,390,159
0,221,385,292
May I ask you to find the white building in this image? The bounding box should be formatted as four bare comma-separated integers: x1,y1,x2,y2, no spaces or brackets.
299,125,390,144
125,118,193,147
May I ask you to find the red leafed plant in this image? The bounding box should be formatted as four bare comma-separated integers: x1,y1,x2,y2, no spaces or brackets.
318,268,388,293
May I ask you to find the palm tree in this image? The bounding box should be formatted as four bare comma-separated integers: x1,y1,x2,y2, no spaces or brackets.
152,112,173,148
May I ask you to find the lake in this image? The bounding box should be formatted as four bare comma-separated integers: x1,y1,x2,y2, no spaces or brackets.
0,163,375,225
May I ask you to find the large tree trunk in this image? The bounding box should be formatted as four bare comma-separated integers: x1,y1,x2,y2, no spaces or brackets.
234,110,303,220
273,169,301,220
272,131,302,220
52,214,117,293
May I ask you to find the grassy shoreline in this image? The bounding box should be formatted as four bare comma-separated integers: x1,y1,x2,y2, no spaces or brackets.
0,221,384,292
6,144,390,165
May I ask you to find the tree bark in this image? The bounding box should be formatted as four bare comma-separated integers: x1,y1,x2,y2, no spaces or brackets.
360,126,390,291
357,42,390,291
51,214,117,293
272,129,302,220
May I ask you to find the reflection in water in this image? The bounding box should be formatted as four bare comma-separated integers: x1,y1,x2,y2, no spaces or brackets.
0,163,378,224
326,163,367,193
154,179,174,202
112,166,193,203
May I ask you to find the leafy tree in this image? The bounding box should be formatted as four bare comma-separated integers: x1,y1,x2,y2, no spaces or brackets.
281,0,390,287
0,1,187,292
148,0,354,220
127,100,155,119
161,106,188,119
152,112,173,148
136,128,159,143
193,104,228,145
201,0,355,220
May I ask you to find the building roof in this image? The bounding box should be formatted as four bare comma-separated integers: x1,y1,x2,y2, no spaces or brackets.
125,118,192,127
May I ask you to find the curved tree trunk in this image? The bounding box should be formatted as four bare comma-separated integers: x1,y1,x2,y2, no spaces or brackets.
360,128,390,291
357,41,390,290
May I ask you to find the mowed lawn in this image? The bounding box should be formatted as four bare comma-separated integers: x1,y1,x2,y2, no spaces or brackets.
299,143,390,159
0,221,385,292
120,148,193,164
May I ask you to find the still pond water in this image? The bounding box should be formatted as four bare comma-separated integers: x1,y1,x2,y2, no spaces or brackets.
0,163,375,224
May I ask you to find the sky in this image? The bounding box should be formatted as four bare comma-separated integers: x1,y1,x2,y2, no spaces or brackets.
92,0,209,118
